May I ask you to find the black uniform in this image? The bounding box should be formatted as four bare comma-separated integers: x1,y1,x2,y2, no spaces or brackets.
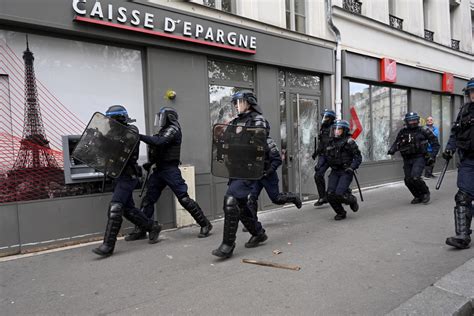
247,133,302,216
134,109,212,239
92,124,161,257
325,136,362,220
212,110,269,258
388,126,440,204
312,123,333,205
445,100,474,249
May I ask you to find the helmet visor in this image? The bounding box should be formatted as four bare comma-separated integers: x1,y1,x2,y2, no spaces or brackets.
464,87,474,103
331,126,346,138
321,113,334,124
154,112,167,128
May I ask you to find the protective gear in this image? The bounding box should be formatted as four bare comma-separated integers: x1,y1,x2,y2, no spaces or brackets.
105,105,135,124
124,226,146,241
178,195,213,238
212,195,239,258
273,192,302,209
92,202,124,257
330,120,350,138
343,193,359,212
314,157,329,206
321,109,336,125
463,77,474,104
388,125,440,158
404,112,420,129
450,102,474,154
231,90,263,114
443,149,454,160
387,149,395,156
446,191,473,249
245,232,268,248
154,107,179,129
326,138,362,170
327,192,347,220
426,156,436,167
143,125,181,166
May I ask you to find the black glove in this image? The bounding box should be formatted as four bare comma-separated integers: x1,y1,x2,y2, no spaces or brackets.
426,157,436,166
442,150,454,161
387,149,395,155
142,162,153,172
345,167,354,174
311,153,317,160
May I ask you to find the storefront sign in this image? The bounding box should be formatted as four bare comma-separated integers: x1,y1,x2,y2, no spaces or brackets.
380,58,397,83
72,0,257,54
442,72,454,93
349,107,362,140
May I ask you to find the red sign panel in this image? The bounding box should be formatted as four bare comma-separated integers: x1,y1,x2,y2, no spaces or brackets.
442,72,454,93
380,58,397,83
349,106,363,140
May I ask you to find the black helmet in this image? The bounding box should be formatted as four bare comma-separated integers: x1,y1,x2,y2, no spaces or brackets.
464,77,474,103
331,120,350,138
155,106,179,128
404,112,420,129
105,105,134,124
321,109,336,125
231,90,263,114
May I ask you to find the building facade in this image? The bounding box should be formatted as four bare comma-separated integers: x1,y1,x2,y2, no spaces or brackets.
0,0,472,255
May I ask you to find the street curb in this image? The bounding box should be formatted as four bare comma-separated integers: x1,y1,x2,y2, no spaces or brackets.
387,257,474,316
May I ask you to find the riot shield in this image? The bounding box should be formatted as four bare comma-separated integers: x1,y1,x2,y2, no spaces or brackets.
71,112,139,178
212,123,266,180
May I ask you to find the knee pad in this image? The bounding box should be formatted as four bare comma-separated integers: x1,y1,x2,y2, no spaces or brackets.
455,190,473,207
109,202,123,219
223,195,238,215
247,194,258,208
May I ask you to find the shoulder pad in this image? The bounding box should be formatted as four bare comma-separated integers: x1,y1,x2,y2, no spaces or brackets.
347,138,355,144
252,114,267,128
127,125,139,134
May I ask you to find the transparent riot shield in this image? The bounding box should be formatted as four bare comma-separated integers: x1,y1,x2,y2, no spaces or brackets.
212,123,266,180
71,112,139,178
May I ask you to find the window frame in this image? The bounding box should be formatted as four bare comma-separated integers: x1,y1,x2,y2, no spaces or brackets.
285,0,306,33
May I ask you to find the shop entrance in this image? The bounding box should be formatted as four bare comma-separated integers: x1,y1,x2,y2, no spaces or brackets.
280,88,321,202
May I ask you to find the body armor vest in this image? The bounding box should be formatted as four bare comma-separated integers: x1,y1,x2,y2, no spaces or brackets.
454,103,474,153
122,124,140,176
326,138,354,169
317,125,332,155
397,127,429,156
148,125,181,165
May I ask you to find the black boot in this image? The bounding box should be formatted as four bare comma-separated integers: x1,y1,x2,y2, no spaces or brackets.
328,193,347,220
344,193,359,212
212,243,235,258
92,203,123,257
148,222,162,244
314,197,328,207
124,226,147,241
421,193,430,204
212,195,239,259
123,208,160,244
446,205,472,249
274,192,302,209
405,177,422,202
198,221,213,238
245,231,268,248
179,196,212,238
411,197,423,204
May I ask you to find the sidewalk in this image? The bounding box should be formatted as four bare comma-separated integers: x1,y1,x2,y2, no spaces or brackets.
1,172,473,315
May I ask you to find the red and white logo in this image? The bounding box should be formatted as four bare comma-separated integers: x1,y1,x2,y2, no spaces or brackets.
442,72,454,93
380,58,397,83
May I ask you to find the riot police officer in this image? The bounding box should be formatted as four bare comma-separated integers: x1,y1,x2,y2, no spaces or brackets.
92,105,161,257
125,107,212,241
312,109,336,206
388,112,440,204
212,90,269,258
247,130,302,219
445,78,474,249
325,120,362,220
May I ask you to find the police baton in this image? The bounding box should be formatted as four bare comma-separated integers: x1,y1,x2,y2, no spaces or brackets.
436,158,451,190
139,164,154,198
351,169,364,202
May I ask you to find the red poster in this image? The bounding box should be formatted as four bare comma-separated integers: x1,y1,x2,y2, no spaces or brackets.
380,58,397,83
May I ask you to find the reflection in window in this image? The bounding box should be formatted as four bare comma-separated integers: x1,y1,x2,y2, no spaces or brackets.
441,95,452,150
287,72,320,89
431,95,442,144
202,0,235,13
350,82,408,162
350,82,371,161
209,85,238,126
391,88,408,138
372,86,390,161
278,70,286,87
208,60,254,83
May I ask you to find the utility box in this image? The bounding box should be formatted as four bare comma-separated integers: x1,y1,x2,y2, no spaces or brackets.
174,165,196,228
